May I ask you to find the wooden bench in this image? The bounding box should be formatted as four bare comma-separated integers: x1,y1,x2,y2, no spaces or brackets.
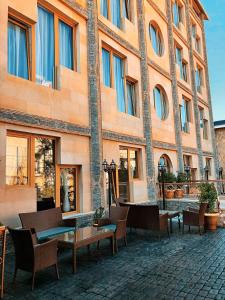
19,208,76,242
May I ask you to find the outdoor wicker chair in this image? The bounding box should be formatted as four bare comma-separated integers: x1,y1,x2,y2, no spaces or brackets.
8,227,59,290
182,202,208,234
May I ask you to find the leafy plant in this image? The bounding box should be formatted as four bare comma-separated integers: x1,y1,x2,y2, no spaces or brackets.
158,172,176,183
177,172,188,183
0,222,3,226
198,183,218,213
93,207,105,223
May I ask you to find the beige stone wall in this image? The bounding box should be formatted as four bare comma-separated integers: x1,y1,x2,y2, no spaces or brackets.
215,128,225,172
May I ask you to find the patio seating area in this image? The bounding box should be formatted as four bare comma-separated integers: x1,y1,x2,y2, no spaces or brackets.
3,225,225,300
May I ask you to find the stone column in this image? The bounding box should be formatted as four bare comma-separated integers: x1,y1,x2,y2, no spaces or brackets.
185,0,204,177
136,0,156,200
87,0,104,209
166,0,184,172
201,18,220,178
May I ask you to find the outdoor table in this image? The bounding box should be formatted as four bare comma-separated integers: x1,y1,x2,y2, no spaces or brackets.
160,210,181,233
55,226,114,273
0,227,6,299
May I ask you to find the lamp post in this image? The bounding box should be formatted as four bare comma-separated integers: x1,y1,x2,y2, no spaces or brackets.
158,162,167,210
219,167,224,194
102,159,116,213
184,165,191,194
204,165,209,181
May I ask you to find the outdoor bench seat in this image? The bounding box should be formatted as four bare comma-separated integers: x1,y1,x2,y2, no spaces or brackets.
100,224,117,232
19,208,77,241
36,226,75,242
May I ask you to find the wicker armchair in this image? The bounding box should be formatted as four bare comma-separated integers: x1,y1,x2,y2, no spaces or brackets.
96,206,129,252
8,228,59,290
182,203,208,234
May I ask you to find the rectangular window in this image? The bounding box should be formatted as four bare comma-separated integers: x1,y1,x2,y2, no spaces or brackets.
111,0,121,28
59,20,73,70
60,167,78,212
6,136,28,185
100,0,109,19
196,66,203,93
206,158,212,176
195,37,201,54
181,61,188,82
102,48,111,87
199,107,204,128
36,6,54,87
113,54,126,112
173,0,182,27
126,81,136,116
122,0,131,20
203,119,208,140
8,20,29,80
180,97,190,133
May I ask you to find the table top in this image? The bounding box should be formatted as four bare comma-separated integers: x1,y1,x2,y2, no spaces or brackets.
160,210,180,218
55,226,114,244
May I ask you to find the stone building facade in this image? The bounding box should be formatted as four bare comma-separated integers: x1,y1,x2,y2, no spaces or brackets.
215,121,225,174
0,0,217,226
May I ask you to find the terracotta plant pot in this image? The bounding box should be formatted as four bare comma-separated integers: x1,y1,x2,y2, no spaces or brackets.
165,190,175,199
204,213,219,232
175,189,184,199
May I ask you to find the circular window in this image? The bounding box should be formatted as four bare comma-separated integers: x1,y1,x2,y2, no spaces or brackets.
149,22,164,56
153,86,168,120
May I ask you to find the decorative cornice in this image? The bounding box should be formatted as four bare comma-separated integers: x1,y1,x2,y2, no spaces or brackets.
148,59,172,81
153,140,177,151
146,0,168,23
183,146,198,155
173,25,189,48
0,108,91,136
59,0,88,19
197,97,209,108
202,151,214,157
102,130,146,146
98,21,141,58
193,50,206,67
189,7,203,29
177,81,193,96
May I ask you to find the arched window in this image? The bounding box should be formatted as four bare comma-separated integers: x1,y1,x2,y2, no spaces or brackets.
149,22,163,56
159,154,173,173
153,86,168,120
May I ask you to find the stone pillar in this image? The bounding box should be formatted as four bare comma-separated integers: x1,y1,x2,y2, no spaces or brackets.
166,0,184,173
184,0,204,177
201,19,220,178
87,0,104,209
136,0,156,200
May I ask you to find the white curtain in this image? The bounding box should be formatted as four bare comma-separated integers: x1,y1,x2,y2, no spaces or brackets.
113,55,125,112
101,0,108,18
59,20,73,70
111,0,121,28
36,6,54,87
8,22,28,79
102,48,111,86
122,0,130,19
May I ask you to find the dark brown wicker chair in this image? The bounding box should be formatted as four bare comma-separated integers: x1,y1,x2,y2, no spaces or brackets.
96,206,129,252
119,203,169,238
182,202,208,234
8,228,59,290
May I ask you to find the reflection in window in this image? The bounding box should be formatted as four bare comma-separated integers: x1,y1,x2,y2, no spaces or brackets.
126,81,136,116
180,97,190,133
6,136,28,185
102,48,111,87
35,138,55,203
153,86,168,120
195,66,203,93
111,0,121,28
149,23,163,56
173,0,182,27
8,21,29,79
130,150,139,179
122,0,131,20
60,168,77,212
113,54,126,112
59,20,73,70
101,0,108,19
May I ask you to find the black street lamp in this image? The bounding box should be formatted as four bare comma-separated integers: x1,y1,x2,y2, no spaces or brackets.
184,165,191,194
158,162,167,210
102,159,116,213
219,167,224,194
204,165,209,181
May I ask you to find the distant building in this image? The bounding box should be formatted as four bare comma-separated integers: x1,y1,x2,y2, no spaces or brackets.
214,120,225,174
0,0,218,226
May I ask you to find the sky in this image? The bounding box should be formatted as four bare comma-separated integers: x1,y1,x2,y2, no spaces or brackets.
202,0,225,121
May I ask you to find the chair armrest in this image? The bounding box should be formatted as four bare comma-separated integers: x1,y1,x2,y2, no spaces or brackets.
115,219,127,239
159,213,168,220
159,213,169,230
62,218,77,228
188,207,199,213
94,218,111,227
183,210,199,217
34,239,58,270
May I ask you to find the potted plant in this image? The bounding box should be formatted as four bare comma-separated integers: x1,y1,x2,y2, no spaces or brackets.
198,183,218,231
93,207,105,226
175,173,187,199
159,172,176,199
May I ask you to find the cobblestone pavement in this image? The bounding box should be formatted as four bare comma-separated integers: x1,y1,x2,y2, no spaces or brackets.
3,225,225,300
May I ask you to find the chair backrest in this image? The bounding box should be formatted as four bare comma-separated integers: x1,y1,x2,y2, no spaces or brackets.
119,203,160,230
199,202,208,225
19,207,63,232
8,228,35,269
109,206,129,223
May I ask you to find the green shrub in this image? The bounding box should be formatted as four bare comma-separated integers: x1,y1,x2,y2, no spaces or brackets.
158,172,176,183
177,172,188,183
198,183,218,213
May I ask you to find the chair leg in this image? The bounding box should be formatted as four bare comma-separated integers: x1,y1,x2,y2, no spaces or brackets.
13,267,17,285
97,241,100,250
124,236,127,247
188,226,191,233
115,238,118,253
31,272,35,291
55,264,59,280
167,226,170,239
182,223,184,234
